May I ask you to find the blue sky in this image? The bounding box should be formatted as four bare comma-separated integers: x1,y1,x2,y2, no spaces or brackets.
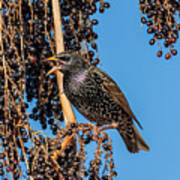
74,0,180,179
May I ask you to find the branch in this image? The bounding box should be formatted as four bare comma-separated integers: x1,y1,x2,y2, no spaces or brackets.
51,0,76,160
52,0,76,125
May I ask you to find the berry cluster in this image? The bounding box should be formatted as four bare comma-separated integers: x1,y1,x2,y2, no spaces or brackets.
0,0,116,179
60,0,110,64
139,0,180,59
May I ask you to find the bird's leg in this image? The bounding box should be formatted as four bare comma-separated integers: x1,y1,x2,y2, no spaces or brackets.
97,122,118,132
99,125,117,131
92,125,113,143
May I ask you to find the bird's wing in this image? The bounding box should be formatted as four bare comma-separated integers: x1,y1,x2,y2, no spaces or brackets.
90,66,143,129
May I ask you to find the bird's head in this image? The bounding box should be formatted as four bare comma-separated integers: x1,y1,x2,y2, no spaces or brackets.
47,51,89,75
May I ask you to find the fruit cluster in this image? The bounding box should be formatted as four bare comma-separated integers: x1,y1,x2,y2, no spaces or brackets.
0,0,116,179
60,0,110,64
139,0,180,59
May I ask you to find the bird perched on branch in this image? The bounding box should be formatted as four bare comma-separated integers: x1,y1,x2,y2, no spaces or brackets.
47,51,150,153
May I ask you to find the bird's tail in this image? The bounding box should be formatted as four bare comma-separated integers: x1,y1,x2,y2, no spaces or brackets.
118,124,150,153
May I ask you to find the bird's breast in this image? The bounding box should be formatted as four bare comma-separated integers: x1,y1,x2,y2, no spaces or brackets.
68,71,88,91
63,71,89,100
63,73,122,125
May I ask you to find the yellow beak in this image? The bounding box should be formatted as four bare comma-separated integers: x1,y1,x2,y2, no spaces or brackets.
47,57,57,61
46,56,59,76
46,56,63,76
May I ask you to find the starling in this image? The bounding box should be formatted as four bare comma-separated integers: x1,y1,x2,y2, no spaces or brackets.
47,52,150,153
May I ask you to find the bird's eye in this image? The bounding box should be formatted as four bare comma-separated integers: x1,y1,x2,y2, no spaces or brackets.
59,55,70,61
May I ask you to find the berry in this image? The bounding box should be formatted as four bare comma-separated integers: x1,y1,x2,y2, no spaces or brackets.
171,49,177,56
94,58,100,65
165,53,171,60
91,19,98,25
149,38,155,45
157,50,162,57
147,27,154,34
104,2,110,9
141,17,147,24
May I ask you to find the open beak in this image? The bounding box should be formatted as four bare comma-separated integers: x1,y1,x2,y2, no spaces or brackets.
46,56,62,76
47,66,61,76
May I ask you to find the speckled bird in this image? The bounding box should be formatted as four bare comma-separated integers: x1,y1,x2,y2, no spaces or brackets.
47,52,150,153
